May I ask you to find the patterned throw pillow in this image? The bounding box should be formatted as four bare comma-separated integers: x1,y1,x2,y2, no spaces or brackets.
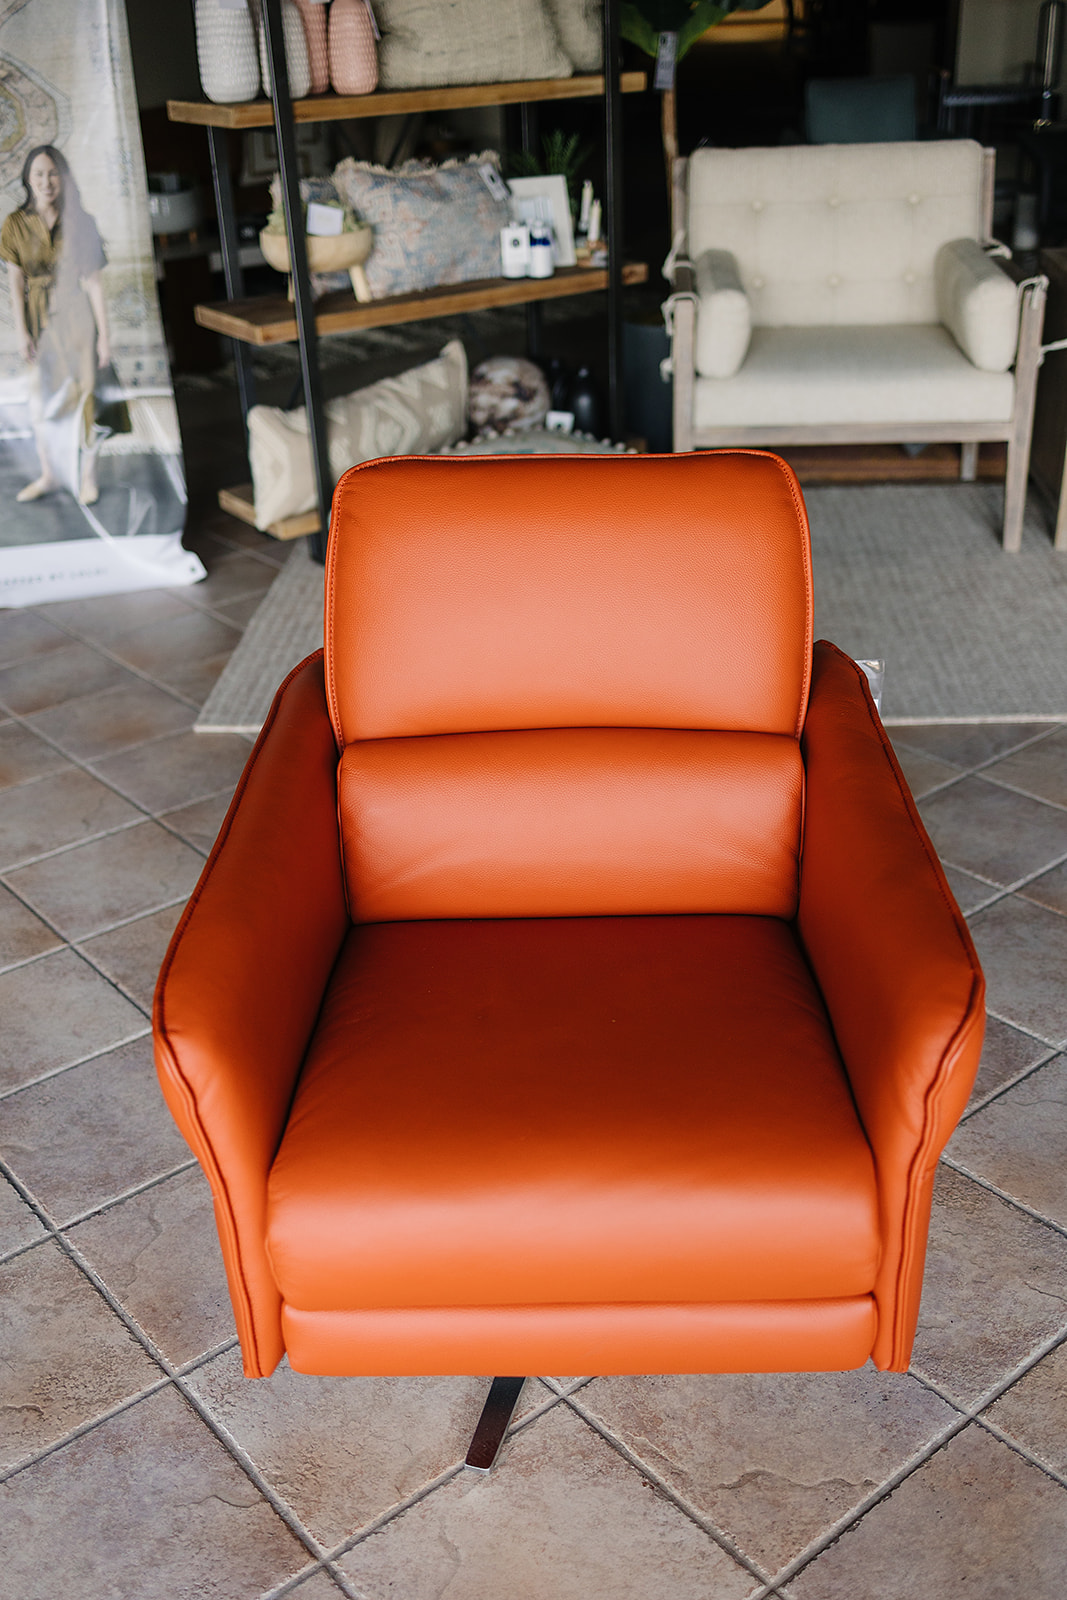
248,340,468,530
332,153,511,299
373,0,573,88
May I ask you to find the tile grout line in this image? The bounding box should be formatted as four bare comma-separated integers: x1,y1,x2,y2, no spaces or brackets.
940,1153,1067,1242
0,1023,153,1104
972,1410,1067,1493
958,1043,1063,1122
562,1391,777,1592
980,1005,1066,1054
909,1319,1067,1420
53,1157,200,1233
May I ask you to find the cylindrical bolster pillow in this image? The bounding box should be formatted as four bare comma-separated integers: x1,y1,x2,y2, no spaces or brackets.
935,239,1019,373
694,249,752,379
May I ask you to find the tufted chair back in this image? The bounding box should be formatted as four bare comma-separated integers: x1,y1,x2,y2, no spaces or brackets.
685,139,987,330
325,452,813,923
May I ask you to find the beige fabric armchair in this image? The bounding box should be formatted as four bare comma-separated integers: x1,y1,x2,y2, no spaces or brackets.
665,140,1048,551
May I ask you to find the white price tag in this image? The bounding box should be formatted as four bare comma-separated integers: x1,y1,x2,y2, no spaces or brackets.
479,163,510,202
545,410,575,434
653,31,677,92
307,202,343,236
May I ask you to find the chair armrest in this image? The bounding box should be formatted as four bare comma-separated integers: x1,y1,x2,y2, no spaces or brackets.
692,249,752,378
935,237,1020,372
153,651,348,1377
797,642,985,1371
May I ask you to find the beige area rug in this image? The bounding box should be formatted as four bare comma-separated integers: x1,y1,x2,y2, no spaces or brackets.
196,483,1067,732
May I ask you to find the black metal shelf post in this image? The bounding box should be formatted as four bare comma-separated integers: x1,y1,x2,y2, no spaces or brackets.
261,0,332,564
604,0,624,442
206,126,257,439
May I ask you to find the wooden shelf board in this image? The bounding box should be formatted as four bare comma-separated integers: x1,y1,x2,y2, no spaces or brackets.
196,262,649,345
168,73,647,128
218,483,319,541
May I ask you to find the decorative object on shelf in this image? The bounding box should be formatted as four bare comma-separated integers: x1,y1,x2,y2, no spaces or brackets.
332,151,511,297
248,339,468,528
528,221,555,278
260,224,374,301
255,0,312,100
507,173,576,267
329,0,380,94
439,424,632,454
373,0,573,89
468,356,551,433
293,0,331,94
147,172,203,236
569,365,603,435
194,0,261,104
544,0,603,71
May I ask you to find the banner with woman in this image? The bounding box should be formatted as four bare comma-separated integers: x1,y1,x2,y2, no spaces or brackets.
0,0,203,605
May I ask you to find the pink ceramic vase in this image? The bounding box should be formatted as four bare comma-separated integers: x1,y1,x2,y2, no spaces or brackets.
329,0,379,95
293,0,330,95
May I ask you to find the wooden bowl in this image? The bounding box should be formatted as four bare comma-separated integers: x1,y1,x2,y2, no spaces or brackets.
260,224,374,301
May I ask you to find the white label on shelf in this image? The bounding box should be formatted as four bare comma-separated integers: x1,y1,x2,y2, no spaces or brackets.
654,31,677,92
217,0,248,10
307,202,344,236
479,163,510,202
546,410,575,434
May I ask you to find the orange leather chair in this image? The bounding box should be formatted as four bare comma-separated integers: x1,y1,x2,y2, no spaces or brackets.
154,452,984,1462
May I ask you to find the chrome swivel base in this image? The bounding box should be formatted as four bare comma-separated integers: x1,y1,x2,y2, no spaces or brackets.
464,1376,526,1472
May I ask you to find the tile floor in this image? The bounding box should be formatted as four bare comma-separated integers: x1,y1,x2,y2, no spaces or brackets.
2,518,1067,1598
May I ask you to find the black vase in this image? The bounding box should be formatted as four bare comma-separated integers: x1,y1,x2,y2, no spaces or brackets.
569,366,603,436
545,357,571,412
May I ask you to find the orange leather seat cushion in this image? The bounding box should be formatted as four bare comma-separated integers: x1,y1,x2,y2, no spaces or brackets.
267,915,880,1311
339,728,804,922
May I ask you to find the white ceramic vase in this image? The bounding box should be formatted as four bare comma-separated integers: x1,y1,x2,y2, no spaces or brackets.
194,0,261,105
329,0,379,95
293,0,330,95
257,0,312,100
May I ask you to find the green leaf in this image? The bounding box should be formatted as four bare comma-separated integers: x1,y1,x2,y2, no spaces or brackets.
620,0,774,61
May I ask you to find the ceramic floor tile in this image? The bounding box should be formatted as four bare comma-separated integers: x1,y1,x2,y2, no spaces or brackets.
578,1367,956,1575
180,550,277,610
909,1165,1067,1404
159,787,232,855
984,1337,1067,1475
68,1167,230,1367
338,1402,755,1600
0,882,62,972
942,860,1000,916
966,1015,1055,1111
0,1386,308,1600
1019,858,1067,916
0,721,72,790
889,722,1056,772
983,726,1067,809
211,590,271,629
6,821,200,942
106,608,241,685
949,1054,1067,1229
152,647,237,707
90,727,250,814
968,894,1067,1046
784,1425,1067,1600
284,1570,349,1598
24,677,193,762
892,745,961,800
0,765,140,870
918,775,1067,887
0,947,147,1095
0,1173,45,1260
78,901,184,1011
36,587,195,647
0,1037,189,1223
0,1238,159,1471
0,610,71,669
0,641,132,716
185,1352,523,1550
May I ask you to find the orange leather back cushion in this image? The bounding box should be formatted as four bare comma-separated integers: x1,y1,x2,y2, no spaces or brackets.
325,453,813,743
340,727,803,920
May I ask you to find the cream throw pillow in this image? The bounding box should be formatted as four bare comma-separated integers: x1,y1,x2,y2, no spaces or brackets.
248,340,468,530
544,0,602,72
935,239,1019,373
375,0,573,88
694,250,752,379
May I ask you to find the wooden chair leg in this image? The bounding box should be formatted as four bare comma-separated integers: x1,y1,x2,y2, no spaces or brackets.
464,1376,526,1472
1002,437,1028,553
960,441,978,481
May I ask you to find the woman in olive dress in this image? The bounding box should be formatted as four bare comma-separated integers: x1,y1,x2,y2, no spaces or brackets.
1,144,110,505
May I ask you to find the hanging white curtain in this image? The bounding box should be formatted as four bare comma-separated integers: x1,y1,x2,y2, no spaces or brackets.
0,0,203,605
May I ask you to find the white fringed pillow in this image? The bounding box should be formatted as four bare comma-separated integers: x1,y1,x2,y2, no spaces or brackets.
374,0,573,88
248,341,468,530
544,0,602,72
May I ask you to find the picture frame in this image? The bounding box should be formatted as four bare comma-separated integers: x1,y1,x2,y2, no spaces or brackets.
506,174,576,269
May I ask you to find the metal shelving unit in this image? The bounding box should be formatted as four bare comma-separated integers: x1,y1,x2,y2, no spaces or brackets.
169,0,642,561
